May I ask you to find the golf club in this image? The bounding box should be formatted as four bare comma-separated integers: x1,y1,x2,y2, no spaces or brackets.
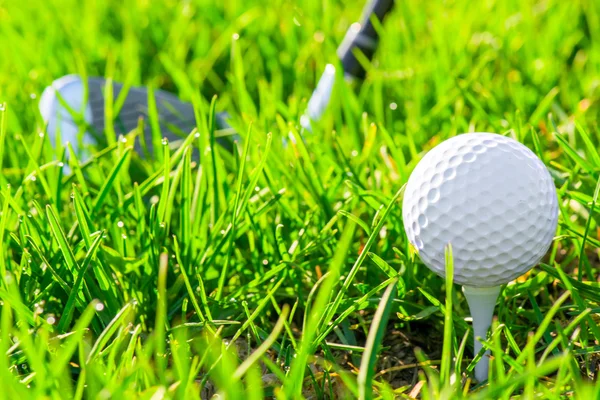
39,0,394,156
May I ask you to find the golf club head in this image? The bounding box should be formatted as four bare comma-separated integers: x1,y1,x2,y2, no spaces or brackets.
39,75,235,157
39,75,96,150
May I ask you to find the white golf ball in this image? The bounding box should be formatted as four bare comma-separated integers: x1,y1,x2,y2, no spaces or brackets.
402,133,558,287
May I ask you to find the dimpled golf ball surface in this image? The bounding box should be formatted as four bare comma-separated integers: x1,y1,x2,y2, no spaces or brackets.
403,133,558,287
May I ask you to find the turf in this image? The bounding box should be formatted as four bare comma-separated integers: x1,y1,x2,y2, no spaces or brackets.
1,0,600,398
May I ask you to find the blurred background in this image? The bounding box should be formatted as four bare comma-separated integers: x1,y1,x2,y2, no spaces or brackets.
0,0,598,141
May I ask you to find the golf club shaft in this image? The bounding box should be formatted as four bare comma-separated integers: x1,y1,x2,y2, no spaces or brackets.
338,0,394,79
302,0,394,130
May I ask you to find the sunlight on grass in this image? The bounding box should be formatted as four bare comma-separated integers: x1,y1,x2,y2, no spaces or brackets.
0,0,599,398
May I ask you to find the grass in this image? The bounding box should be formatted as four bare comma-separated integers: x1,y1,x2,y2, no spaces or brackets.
1,0,600,397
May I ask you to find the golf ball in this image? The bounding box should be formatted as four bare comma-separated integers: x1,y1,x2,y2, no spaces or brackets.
402,133,558,287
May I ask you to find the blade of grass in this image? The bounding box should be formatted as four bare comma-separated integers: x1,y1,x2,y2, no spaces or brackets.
233,304,290,380
440,244,454,387
357,279,397,400
56,233,104,332
216,123,253,300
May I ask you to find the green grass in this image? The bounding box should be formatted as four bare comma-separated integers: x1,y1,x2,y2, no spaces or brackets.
1,0,600,398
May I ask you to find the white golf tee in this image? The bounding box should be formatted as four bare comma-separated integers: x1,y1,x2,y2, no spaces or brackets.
462,285,501,382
